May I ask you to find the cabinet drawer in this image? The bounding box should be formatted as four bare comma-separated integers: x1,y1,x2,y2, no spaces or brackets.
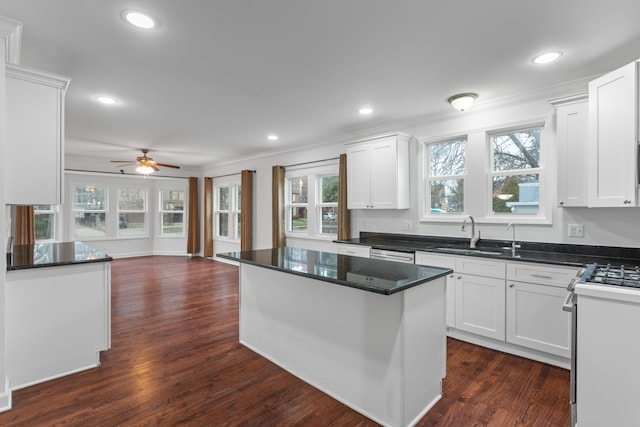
415,252,455,269
506,262,579,288
335,244,371,258
455,257,505,279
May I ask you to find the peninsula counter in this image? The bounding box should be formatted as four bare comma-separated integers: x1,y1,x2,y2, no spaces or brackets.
218,247,451,427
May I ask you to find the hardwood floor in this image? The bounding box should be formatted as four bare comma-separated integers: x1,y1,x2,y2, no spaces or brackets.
0,256,570,426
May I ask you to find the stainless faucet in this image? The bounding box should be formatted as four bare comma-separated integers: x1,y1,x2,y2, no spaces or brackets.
506,223,521,257
461,215,480,248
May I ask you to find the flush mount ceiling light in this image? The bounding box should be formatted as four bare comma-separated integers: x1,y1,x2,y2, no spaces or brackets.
95,95,118,105
267,134,279,141
532,51,563,65
447,93,478,112
122,10,157,29
359,107,373,115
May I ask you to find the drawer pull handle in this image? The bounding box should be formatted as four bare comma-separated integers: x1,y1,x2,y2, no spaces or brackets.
531,274,553,279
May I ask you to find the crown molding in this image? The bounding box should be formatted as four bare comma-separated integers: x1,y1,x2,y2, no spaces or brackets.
0,15,22,64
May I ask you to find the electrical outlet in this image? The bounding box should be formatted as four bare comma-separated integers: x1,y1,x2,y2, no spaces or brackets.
403,221,412,231
568,224,584,238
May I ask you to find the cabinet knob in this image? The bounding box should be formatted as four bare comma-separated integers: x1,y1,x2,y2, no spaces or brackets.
457,275,462,280
509,283,515,288
624,200,631,205
559,201,564,206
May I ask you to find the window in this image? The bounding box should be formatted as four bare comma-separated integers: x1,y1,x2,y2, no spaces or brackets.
118,187,147,236
490,127,542,215
214,183,241,240
288,176,309,233
34,205,56,241
426,138,466,214
160,188,185,235
285,163,339,238
319,175,338,234
73,185,107,238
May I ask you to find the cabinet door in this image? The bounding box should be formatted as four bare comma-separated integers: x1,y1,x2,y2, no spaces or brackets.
557,99,588,207
455,274,506,340
415,252,456,327
5,66,68,205
506,281,570,357
346,144,372,209
588,61,638,207
369,137,399,209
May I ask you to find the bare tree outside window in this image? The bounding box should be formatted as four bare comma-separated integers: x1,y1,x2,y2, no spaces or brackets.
427,139,465,213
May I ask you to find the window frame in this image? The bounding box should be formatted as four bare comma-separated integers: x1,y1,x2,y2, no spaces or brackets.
71,184,108,239
34,204,58,242
213,181,241,242
284,162,339,240
159,187,186,237
117,186,148,238
423,137,467,218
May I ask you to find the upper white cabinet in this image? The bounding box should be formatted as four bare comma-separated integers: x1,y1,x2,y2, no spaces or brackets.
552,94,588,207
587,60,638,207
5,64,70,205
346,132,410,209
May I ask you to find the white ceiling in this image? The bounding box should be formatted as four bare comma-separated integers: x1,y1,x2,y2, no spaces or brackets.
2,0,640,171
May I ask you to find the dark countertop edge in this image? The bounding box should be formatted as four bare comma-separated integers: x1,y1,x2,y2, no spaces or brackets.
7,256,113,271
336,233,640,267
217,252,452,295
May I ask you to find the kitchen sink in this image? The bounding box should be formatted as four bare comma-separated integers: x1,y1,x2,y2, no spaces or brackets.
434,247,505,256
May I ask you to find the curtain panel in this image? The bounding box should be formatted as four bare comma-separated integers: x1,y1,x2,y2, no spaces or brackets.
15,205,35,245
241,170,254,251
338,153,351,241
272,165,286,248
204,177,213,257
186,177,200,254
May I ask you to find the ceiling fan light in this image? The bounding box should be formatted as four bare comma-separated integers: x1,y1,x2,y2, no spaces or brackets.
448,93,478,112
136,164,155,175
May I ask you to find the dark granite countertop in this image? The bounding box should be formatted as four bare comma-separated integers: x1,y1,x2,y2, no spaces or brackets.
7,242,113,271
337,232,640,267
217,247,451,295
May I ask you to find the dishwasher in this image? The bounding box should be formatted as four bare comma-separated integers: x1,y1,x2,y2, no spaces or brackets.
369,248,415,264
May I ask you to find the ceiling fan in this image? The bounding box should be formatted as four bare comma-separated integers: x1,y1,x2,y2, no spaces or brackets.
110,149,180,175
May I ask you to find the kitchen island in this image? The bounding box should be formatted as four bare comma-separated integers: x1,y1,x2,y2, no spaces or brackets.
218,247,451,427
6,242,112,390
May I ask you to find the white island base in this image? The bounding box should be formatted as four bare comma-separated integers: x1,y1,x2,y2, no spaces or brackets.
239,264,446,427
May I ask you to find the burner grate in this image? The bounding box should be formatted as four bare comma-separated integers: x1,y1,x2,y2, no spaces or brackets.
589,264,640,288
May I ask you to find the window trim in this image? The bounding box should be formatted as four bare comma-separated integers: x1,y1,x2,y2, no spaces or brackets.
159,187,186,238
213,181,241,243
423,136,468,219
71,184,108,240
117,186,148,238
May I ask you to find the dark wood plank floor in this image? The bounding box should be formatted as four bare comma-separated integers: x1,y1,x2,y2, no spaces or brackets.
0,256,570,426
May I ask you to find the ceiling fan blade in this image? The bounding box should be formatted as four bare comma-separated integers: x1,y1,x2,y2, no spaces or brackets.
156,163,181,169
111,160,136,163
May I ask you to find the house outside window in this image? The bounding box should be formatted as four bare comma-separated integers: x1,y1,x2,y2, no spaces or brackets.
490,127,542,215
285,162,339,238
72,185,107,238
214,183,241,241
160,188,185,235
426,138,466,215
34,205,56,242
118,187,147,236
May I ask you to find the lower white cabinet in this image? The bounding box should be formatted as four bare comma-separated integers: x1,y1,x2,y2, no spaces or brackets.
456,273,506,341
415,252,456,327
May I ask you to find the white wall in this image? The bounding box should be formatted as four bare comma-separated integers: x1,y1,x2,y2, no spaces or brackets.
204,77,640,252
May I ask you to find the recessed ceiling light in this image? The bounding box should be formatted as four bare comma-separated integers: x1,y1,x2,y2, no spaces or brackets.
122,10,156,29
267,135,279,141
532,51,563,65
95,95,118,105
359,107,373,115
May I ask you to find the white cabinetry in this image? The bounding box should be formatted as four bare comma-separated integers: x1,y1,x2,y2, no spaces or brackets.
415,251,456,327
334,243,371,258
455,257,506,341
506,262,575,358
552,94,588,207
588,60,638,207
5,64,70,205
346,132,410,209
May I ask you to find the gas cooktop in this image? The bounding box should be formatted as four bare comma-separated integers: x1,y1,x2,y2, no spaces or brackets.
584,263,640,288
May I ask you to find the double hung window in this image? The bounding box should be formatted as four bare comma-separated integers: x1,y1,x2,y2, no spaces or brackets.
34,205,56,241
72,185,107,238
214,183,241,240
426,138,466,214
490,127,542,215
118,187,147,236
160,189,185,235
